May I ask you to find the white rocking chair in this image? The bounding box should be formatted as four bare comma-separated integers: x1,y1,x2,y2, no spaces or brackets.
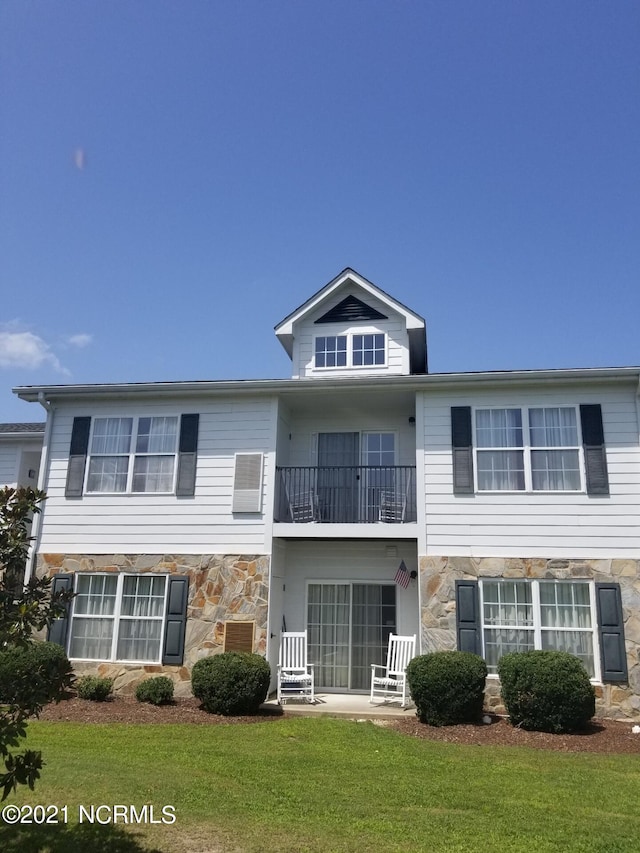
378,489,407,523
370,633,416,708
288,489,320,523
277,631,315,704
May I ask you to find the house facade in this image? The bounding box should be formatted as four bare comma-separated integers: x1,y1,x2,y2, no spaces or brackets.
12,269,640,719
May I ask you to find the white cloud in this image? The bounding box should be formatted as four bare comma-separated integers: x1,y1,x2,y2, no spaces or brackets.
0,330,68,374
67,333,93,348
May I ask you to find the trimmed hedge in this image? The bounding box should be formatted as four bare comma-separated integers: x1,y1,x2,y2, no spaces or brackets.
498,650,595,733
135,676,174,706
0,641,74,706
406,651,487,726
76,675,113,702
191,652,270,716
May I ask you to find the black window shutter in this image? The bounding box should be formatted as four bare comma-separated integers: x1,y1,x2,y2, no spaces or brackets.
451,407,474,494
580,404,609,496
47,573,74,648
595,582,627,683
455,579,481,655
176,414,199,497
162,575,189,665
65,417,91,497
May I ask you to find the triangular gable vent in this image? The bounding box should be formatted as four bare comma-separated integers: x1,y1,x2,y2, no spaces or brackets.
314,294,388,325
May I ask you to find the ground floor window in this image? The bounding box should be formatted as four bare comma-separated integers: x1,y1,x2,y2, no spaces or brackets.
479,579,599,678
69,573,167,663
307,582,396,690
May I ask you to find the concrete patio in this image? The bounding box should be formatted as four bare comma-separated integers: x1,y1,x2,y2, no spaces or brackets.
264,692,417,719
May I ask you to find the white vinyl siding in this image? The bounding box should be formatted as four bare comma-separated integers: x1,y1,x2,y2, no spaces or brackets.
421,383,640,558
38,397,276,554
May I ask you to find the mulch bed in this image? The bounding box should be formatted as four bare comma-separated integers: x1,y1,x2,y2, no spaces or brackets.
37,695,640,755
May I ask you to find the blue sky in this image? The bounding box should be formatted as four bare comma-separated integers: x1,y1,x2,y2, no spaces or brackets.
1,1,639,422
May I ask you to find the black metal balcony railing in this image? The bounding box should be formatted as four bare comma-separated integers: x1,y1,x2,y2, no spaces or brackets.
275,466,417,524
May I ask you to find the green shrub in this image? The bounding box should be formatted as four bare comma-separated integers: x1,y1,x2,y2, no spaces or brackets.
406,651,487,726
0,641,74,707
135,676,174,706
191,652,270,716
498,650,595,733
76,675,113,702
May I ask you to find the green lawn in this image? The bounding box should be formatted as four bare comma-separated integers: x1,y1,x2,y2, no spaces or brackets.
2,717,639,852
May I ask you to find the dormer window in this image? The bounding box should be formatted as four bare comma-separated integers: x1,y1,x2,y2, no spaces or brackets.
314,333,387,370
275,269,428,377
353,334,385,366
315,336,347,368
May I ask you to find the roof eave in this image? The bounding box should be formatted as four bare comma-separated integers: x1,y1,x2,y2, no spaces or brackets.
13,366,640,405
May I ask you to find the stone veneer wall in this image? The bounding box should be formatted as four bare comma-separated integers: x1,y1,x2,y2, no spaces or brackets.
37,553,270,697
420,556,640,721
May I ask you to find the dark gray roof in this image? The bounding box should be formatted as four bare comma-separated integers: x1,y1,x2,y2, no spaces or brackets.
0,423,46,434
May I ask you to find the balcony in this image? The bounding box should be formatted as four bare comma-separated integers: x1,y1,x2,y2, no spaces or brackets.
275,466,417,524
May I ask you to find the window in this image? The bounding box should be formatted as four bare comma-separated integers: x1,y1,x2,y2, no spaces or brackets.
480,579,598,678
352,333,385,366
313,333,386,369
476,408,524,490
315,336,347,368
475,406,581,491
529,407,580,490
69,573,167,662
86,416,178,493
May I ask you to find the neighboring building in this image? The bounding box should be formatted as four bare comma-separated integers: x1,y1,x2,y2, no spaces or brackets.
0,423,45,489
0,422,46,589
12,269,640,718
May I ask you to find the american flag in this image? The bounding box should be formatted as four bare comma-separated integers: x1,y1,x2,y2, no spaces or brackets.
394,560,411,589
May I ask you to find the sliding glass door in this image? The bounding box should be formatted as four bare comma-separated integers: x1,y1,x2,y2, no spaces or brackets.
307,583,396,690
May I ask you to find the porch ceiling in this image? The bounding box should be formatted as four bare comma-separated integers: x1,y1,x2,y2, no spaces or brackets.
277,385,416,420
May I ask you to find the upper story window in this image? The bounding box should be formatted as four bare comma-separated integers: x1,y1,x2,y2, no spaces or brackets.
352,334,385,366
315,336,347,368
87,416,179,493
314,333,386,369
475,406,581,492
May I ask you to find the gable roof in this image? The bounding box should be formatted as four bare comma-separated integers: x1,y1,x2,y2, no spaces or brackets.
274,268,428,373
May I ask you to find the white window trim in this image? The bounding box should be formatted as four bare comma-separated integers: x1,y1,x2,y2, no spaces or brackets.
68,572,168,664
473,405,585,493
479,579,601,683
85,415,179,495
312,332,388,371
